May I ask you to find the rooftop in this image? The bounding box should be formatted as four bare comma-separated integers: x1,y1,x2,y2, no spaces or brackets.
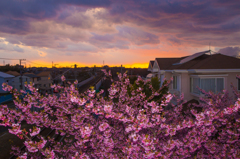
0,72,15,78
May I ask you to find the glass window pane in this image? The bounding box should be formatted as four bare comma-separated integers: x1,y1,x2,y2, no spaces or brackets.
216,78,224,93
193,78,200,94
173,76,177,89
190,78,192,92
173,76,175,89
200,78,215,93
238,79,240,91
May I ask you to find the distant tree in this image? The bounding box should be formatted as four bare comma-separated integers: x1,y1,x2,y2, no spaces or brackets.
113,75,169,111
129,76,138,84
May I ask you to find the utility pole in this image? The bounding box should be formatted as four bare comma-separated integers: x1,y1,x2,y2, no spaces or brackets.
121,64,122,74
3,60,5,66
209,42,211,55
19,59,26,90
74,64,78,80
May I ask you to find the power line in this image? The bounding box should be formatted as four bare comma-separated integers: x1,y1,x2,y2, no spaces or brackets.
52,66,75,81
0,58,20,60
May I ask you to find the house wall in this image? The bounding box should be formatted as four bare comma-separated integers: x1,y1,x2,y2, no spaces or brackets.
12,76,31,92
181,73,193,101
159,71,240,104
152,61,159,73
30,77,38,84
37,74,53,91
187,72,240,103
225,72,240,101
147,63,152,71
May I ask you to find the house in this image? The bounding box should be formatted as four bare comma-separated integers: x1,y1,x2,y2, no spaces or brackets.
0,72,15,93
36,71,53,94
147,61,155,72
146,61,155,79
23,73,39,84
148,50,240,104
12,75,31,92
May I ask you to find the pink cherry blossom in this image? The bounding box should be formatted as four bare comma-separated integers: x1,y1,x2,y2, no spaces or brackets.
18,152,27,159
24,141,38,153
30,127,41,137
104,105,112,113
61,75,66,81
99,122,109,132
8,123,22,135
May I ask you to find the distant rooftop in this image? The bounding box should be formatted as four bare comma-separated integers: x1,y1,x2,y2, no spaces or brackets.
5,71,20,77
24,73,39,78
0,71,15,78
37,71,51,77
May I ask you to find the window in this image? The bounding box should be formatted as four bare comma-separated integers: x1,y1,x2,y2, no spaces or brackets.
190,77,224,95
238,79,240,91
200,78,215,93
173,76,177,90
37,77,41,81
190,78,200,94
44,84,46,87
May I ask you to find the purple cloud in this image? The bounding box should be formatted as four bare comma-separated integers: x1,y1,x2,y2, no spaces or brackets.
0,0,240,60
218,47,240,58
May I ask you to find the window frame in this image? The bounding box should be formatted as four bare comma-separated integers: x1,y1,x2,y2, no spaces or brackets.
238,78,240,91
172,74,181,91
173,75,177,90
190,75,226,95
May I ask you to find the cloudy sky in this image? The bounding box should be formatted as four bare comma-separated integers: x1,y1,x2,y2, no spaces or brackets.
1,0,240,68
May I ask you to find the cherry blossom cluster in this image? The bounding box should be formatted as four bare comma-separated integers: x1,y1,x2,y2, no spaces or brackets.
0,71,239,158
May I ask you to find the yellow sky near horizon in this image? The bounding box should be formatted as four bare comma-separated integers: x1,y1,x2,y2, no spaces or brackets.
26,60,149,68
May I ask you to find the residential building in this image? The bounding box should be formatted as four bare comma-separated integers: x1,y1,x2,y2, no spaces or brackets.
0,72,15,93
36,71,53,94
146,61,155,79
23,73,39,84
12,75,31,92
148,50,240,104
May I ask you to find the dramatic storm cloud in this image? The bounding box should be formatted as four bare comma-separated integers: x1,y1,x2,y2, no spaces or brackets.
0,0,240,67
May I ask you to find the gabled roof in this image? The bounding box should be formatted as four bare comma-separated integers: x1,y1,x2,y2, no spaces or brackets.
173,50,211,65
37,71,51,77
5,71,20,77
0,71,15,78
155,56,189,70
156,53,240,70
150,61,155,67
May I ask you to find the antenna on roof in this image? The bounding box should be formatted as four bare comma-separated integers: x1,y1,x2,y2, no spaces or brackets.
209,42,211,55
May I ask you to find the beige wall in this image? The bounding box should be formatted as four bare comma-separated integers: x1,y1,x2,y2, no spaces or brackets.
185,72,240,103
160,71,240,103
37,74,52,90
30,77,38,84
181,73,192,101
225,72,240,101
